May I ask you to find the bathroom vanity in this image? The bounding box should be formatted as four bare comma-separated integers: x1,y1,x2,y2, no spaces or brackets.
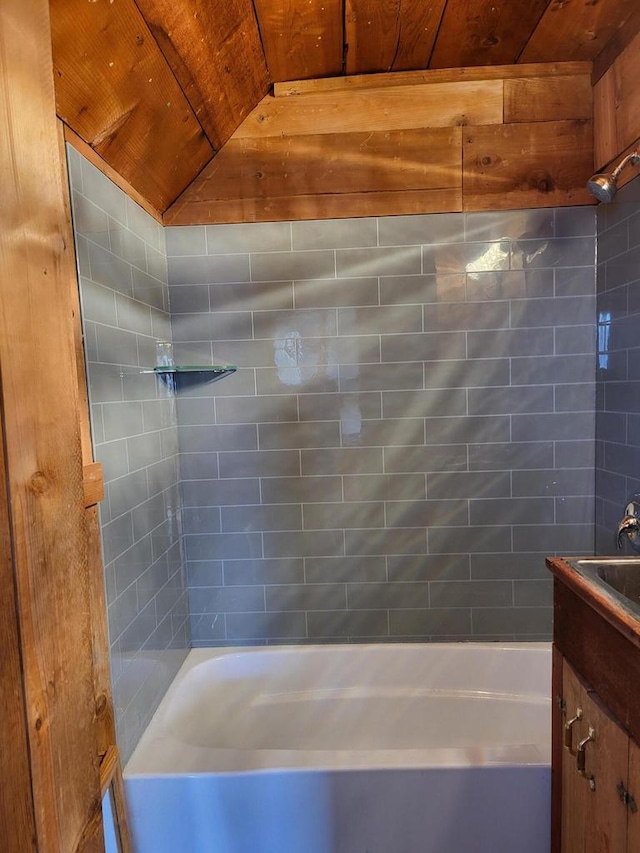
547,557,640,852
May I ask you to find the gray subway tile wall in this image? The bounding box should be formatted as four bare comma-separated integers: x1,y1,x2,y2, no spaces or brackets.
167,210,597,645
596,175,640,555
68,146,189,762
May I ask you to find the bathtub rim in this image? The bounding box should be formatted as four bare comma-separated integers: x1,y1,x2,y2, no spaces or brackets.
125,642,552,778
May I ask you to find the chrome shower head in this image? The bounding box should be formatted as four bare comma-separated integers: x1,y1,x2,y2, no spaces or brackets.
587,151,640,203
587,173,619,203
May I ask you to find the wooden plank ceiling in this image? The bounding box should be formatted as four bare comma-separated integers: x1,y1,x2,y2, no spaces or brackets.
164,63,595,224
50,0,640,220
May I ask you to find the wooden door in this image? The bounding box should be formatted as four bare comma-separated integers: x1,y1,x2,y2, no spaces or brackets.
581,690,628,853
560,660,629,853
561,661,588,853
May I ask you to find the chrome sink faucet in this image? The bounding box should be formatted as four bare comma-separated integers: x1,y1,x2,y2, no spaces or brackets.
617,495,640,551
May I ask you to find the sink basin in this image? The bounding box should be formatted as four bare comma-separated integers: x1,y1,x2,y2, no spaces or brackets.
567,558,640,617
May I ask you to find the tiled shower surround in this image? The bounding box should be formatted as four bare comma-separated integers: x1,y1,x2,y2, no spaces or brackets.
167,208,596,645
595,175,640,555
67,147,189,761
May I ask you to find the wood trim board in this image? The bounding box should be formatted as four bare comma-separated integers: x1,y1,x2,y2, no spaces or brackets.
0,0,103,847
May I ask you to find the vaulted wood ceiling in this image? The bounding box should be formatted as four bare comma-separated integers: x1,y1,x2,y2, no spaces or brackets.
252,0,638,80
50,0,640,219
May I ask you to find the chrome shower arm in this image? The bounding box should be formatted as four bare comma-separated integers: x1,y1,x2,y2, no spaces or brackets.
610,151,640,182
587,149,640,202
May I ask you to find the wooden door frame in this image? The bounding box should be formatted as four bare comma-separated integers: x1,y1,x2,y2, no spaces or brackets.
0,2,112,849
0,393,37,851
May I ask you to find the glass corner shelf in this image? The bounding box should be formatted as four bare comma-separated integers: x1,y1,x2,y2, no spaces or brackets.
152,365,237,385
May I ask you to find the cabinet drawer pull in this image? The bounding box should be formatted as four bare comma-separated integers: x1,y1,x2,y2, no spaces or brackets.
576,726,596,783
564,707,583,753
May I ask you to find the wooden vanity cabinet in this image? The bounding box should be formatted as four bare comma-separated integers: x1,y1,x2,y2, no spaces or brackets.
557,659,635,852
548,570,640,853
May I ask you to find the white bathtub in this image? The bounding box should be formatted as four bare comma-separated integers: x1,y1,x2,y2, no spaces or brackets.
125,643,551,853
